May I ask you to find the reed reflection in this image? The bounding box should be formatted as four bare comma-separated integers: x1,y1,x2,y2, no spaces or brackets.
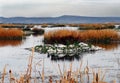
47,51,95,61
0,40,23,47
93,43,119,50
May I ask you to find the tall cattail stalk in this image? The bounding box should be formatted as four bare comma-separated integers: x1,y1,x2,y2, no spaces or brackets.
58,64,63,78
79,60,84,83
1,65,7,83
41,59,45,83
16,74,24,83
9,70,15,83
92,69,107,83
112,80,116,83
25,47,34,82
34,60,42,83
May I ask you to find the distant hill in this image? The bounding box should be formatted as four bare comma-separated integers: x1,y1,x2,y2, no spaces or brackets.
0,15,120,24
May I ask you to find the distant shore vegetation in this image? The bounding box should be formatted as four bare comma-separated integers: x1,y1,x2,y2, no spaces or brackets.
0,23,120,41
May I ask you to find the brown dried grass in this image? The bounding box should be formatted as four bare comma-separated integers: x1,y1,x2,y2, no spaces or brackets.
44,29,120,44
0,28,23,40
68,23,115,30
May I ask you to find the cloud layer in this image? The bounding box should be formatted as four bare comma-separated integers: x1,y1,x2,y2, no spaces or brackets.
0,0,120,17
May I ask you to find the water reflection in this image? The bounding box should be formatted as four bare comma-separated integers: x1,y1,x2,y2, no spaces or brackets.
47,51,95,61
115,55,120,83
93,43,119,50
32,33,44,37
0,40,23,47
24,33,43,37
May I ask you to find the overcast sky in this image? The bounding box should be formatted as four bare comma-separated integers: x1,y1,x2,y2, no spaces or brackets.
0,0,120,17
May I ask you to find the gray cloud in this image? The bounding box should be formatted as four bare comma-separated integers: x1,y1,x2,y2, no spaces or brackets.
0,0,120,17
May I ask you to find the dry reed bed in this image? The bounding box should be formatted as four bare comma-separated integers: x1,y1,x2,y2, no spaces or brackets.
44,29,120,44
0,24,34,28
0,28,23,40
68,23,115,30
79,23,115,30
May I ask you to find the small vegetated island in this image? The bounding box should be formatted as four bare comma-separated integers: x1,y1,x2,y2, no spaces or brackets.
0,28,23,40
35,28,120,58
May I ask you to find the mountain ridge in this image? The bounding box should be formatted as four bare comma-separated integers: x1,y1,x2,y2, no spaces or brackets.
0,15,120,24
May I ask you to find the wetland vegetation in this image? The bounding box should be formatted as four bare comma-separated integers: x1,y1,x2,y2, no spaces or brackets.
0,23,120,83
0,27,23,40
44,29,120,44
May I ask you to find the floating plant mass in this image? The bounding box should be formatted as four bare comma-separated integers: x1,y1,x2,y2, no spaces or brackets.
35,42,102,55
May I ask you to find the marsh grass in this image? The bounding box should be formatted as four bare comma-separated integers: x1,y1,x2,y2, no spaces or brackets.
0,28,23,40
79,23,115,30
0,24,33,29
80,29,119,43
1,65,7,83
32,28,44,35
68,23,115,30
49,61,110,83
44,29,120,44
44,30,80,44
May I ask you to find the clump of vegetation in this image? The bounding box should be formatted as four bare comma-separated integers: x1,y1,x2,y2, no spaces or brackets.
68,23,115,30
41,24,48,28
0,48,35,83
44,29,120,44
0,23,33,29
50,24,66,27
44,30,80,44
80,29,119,43
32,28,44,34
22,26,31,31
79,23,115,30
0,28,23,40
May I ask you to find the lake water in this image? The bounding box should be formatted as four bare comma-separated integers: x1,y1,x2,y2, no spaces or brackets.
0,27,120,82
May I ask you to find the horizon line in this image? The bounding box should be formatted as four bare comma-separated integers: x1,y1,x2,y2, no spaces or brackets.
1,15,120,18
